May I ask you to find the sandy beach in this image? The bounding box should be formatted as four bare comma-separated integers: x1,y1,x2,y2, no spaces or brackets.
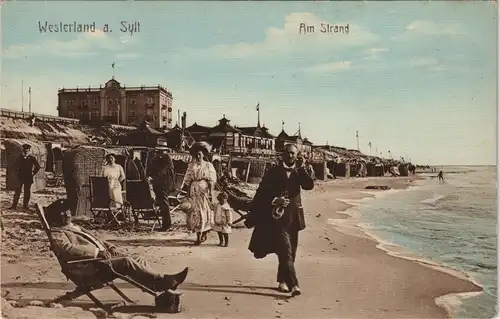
1,173,482,319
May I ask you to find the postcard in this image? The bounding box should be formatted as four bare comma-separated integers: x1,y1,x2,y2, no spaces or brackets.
0,1,497,319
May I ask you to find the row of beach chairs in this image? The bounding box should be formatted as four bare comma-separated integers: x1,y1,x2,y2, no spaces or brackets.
88,176,186,231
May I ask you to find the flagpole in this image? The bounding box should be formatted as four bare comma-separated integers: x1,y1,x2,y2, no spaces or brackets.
112,62,115,79
356,130,359,151
256,102,260,127
29,87,32,113
21,80,24,112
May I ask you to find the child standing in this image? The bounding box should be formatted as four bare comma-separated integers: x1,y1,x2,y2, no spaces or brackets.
212,192,232,247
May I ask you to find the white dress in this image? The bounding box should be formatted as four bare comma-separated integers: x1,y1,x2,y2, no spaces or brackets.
102,164,125,209
212,202,233,234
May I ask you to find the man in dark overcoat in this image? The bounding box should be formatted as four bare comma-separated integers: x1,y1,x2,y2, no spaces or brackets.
10,144,41,210
149,150,176,231
245,144,314,296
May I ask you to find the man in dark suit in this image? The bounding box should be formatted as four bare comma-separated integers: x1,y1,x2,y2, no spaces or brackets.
10,144,41,210
149,150,176,231
46,199,188,292
245,144,314,297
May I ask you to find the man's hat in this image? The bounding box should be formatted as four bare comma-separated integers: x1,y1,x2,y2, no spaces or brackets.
45,199,70,225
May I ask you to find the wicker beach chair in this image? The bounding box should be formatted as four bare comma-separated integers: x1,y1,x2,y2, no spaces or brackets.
89,176,124,226
34,203,160,315
126,179,162,232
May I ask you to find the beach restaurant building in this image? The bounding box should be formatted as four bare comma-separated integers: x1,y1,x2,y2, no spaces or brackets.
180,116,277,157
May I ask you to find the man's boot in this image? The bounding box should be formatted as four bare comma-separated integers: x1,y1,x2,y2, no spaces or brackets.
163,267,188,291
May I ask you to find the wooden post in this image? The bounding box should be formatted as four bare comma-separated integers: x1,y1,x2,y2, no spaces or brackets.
245,161,251,183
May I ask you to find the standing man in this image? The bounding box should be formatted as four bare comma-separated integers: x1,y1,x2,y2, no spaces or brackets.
245,144,314,297
10,144,41,210
149,150,176,231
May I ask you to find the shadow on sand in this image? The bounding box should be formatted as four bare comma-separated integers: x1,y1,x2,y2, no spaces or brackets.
2,282,290,301
107,238,196,247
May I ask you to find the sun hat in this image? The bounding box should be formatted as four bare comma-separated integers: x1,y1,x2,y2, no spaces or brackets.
189,141,212,156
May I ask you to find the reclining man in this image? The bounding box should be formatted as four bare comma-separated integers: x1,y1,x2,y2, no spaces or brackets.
45,199,188,292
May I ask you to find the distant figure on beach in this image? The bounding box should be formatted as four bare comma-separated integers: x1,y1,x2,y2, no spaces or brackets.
437,171,444,183
182,142,217,245
10,144,41,210
245,144,314,297
102,154,125,210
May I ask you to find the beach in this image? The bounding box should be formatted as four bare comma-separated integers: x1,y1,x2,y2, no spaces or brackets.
1,173,482,319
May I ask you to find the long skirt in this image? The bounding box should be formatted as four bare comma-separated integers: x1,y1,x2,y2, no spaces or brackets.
186,180,213,233
109,185,124,209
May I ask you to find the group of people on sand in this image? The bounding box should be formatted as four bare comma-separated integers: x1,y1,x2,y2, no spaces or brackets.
10,141,316,298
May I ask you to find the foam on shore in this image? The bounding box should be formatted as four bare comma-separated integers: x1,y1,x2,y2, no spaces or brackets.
327,182,484,319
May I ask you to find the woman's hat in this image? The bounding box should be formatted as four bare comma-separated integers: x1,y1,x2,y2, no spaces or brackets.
189,141,212,156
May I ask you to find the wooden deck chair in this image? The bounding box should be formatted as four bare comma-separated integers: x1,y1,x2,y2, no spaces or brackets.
34,203,159,314
168,181,187,215
89,176,123,226
126,180,162,232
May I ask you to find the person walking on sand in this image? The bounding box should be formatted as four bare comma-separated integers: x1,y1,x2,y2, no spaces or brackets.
437,170,444,184
212,191,232,247
102,154,126,209
244,144,314,297
10,144,41,210
182,142,217,245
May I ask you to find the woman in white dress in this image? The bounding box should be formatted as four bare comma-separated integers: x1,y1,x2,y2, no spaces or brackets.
102,154,125,209
182,142,217,245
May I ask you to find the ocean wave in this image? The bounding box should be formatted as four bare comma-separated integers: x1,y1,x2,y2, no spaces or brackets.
329,170,497,319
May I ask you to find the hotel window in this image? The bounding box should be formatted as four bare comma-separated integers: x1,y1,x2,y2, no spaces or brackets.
109,108,118,116
68,111,74,117
147,97,153,104
108,99,114,105
129,108,136,116
91,109,99,117
115,99,120,106
146,108,153,116
93,98,98,105
130,97,136,105
68,99,74,106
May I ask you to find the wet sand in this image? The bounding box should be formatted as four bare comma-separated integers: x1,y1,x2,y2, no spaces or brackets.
1,174,481,318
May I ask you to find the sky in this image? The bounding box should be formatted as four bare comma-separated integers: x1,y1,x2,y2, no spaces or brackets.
1,1,497,165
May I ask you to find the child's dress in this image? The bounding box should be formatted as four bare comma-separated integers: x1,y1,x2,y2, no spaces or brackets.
212,203,232,234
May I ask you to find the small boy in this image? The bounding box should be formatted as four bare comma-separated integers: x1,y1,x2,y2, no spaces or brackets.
212,191,232,247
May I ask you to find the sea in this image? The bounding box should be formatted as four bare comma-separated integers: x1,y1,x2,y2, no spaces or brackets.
350,166,497,319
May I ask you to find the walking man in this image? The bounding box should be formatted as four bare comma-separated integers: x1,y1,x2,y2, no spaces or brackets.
437,170,444,184
245,144,314,296
10,144,40,210
149,150,176,231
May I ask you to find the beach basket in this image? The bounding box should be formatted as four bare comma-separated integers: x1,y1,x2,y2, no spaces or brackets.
63,146,107,217
5,139,47,192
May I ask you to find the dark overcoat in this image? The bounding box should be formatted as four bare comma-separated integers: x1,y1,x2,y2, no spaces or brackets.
246,164,314,259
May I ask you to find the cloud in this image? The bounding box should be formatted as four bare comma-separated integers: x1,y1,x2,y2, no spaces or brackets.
3,29,137,59
410,57,439,67
115,52,140,60
364,47,389,55
304,61,352,74
183,12,379,60
394,20,469,41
